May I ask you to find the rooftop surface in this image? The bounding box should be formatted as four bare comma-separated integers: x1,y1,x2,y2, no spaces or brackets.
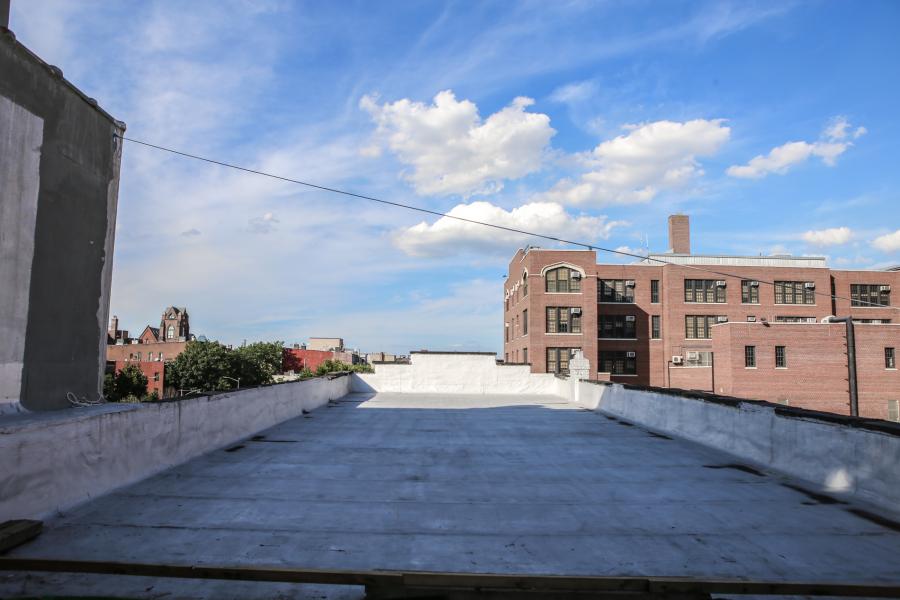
3,391,900,598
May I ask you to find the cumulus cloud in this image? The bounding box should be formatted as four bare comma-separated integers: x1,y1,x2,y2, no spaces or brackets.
872,229,900,253
360,90,555,197
248,212,279,234
394,201,624,257
542,119,730,206
801,226,852,246
727,117,865,179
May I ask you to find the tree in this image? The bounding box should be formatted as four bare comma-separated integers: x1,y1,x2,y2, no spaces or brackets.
165,340,237,393
234,341,283,387
104,364,149,402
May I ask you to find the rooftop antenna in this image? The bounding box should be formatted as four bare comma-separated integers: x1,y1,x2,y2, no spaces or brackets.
1,0,10,29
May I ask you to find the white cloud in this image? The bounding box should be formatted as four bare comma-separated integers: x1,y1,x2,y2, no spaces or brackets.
801,226,852,246
727,117,865,179
542,119,730,206
394,201,624,257
549,80,598,104
248,212,279,234
360,90,555,197
872,229,900,253
614,245,649,258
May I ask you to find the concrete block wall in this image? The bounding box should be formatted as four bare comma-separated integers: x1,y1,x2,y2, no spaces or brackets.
566,380,900,513
0,374,351,521
352,352,560,395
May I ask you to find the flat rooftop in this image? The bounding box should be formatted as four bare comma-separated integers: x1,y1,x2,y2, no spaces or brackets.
3,392,900,598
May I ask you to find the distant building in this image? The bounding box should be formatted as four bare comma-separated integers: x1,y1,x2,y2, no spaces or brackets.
505,214,899,421
307,337,344,352
105,307,197,396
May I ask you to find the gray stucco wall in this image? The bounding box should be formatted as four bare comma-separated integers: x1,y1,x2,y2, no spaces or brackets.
0,29,124,410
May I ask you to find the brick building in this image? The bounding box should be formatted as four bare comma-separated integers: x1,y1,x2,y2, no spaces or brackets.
504,215,899,420
105,307,195,397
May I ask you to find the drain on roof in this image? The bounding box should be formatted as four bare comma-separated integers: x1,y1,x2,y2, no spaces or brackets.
780,482,846,505
845,508,900,532
703,463,765,477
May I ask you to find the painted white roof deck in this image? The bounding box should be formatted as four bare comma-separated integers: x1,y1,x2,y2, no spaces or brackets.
2,391,900,599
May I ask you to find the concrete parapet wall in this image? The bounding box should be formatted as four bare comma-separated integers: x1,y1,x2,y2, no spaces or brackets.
351,352,560,395
0,374,351,521
567,380,900,513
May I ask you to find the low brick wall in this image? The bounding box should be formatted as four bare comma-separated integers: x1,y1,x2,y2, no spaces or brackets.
0,374,351,521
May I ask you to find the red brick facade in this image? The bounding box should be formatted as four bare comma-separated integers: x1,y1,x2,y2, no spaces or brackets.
504,217,899,420
112,360,165,397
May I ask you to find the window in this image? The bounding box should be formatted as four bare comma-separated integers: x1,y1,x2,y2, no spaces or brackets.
887,347,896,369
167,324,176,339
651,315,661,339
599,279,634,303
775,346,787,368
523,309,528,334
547,347,578,375
599,351,637,375
745,346,756,368
505,323,509,342
598,315,636,339
889,400,899,423
741,280,759,304
546,267,581,293
651,280,660,303
775,281,815,305
523,348,528,364
854,319,892,324
685,315,719,339
775,316,817,323
851,284,890,307
684,279,726,303
523,276,528,297
153,373,160,382
684,351,713,367
547,307,582,333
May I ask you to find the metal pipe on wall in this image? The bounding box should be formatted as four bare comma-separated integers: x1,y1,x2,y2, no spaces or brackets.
828,316,859,417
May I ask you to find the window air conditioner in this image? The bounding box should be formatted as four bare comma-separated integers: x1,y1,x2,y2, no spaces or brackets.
626,351,636,358
625,280,636,287
717,316,728,323
747,316,757,322
804,282,816,289
571,271,582,279
749,280,760,287
625,315,636,322
880,285,891,292
672,356,684,364
686,351,699,360
571,308,582,315
715,280,726,287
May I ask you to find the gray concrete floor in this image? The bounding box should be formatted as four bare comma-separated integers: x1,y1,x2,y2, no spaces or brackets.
2,392,900,599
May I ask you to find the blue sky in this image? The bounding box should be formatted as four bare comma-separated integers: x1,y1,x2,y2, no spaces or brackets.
11,0,900,353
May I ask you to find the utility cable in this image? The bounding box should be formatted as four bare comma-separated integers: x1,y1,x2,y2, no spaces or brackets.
114,134,898,312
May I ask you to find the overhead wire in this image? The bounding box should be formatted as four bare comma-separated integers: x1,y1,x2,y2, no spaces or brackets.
114,134,898,313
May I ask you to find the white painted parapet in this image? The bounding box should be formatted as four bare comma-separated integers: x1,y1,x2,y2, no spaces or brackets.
0,374,351,521
567,380,900,514
352,352,560,395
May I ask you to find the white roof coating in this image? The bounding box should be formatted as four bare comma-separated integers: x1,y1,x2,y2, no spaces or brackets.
2,392,900,599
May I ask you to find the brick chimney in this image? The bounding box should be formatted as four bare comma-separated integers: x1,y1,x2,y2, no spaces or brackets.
668,214,690,254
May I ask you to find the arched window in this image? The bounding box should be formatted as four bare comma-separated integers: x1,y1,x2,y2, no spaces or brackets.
545,267,582,293
167,325,175,339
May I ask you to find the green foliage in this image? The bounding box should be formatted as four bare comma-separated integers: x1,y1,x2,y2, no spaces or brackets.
165,339,285,395
315,359,348,376
234,341,283,387
105,364,150,402
349,363,374,374
298,367,315,379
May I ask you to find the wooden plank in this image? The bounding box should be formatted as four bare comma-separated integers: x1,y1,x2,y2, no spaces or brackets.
0,557,898,597
0,520,42,554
